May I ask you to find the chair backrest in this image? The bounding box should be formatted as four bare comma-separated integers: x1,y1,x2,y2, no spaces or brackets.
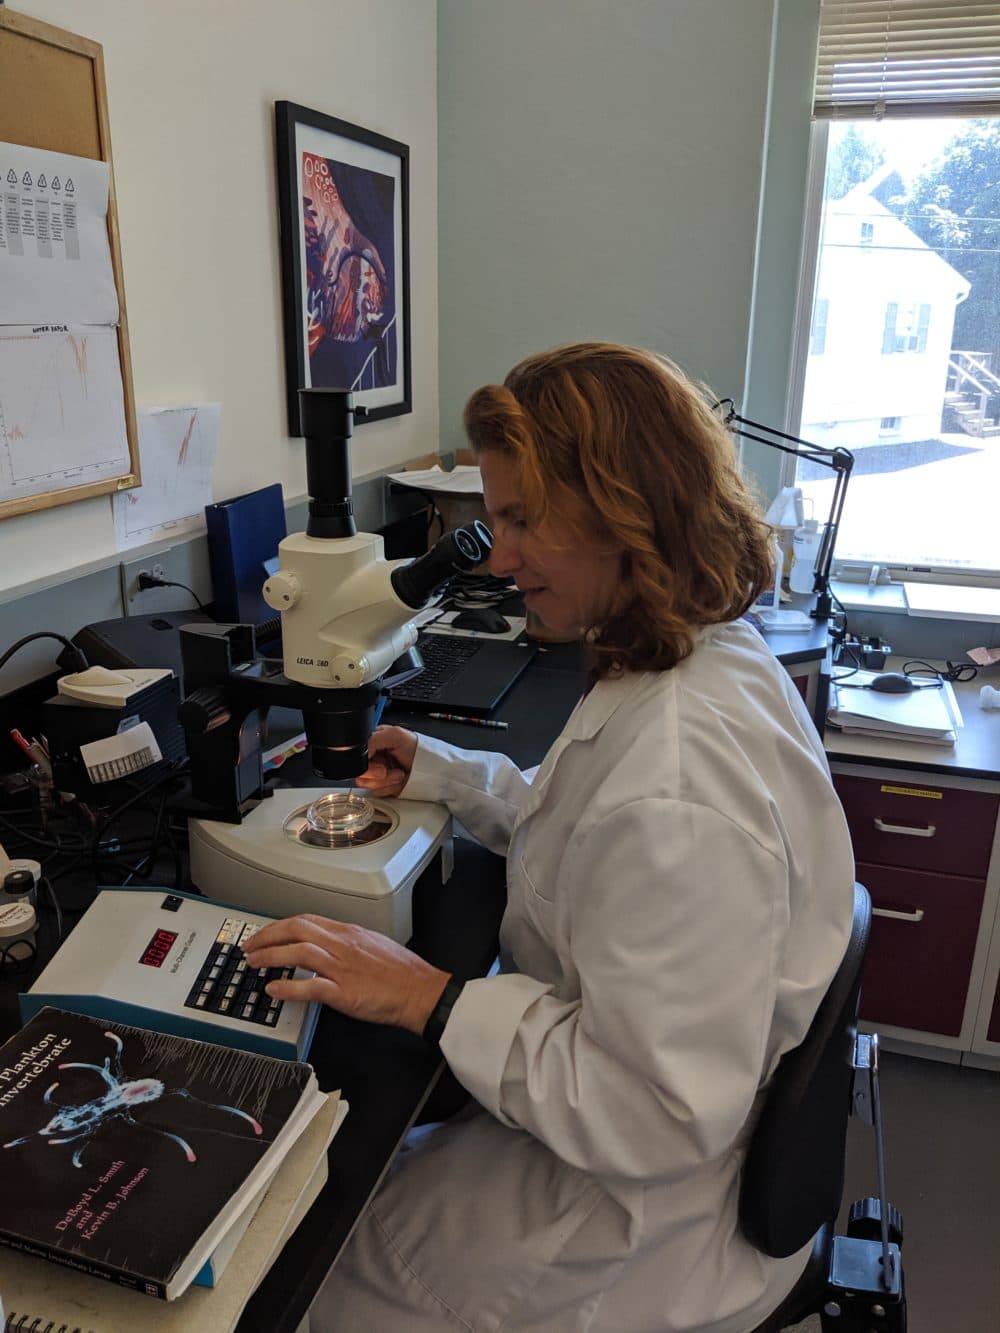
739,882,872,1258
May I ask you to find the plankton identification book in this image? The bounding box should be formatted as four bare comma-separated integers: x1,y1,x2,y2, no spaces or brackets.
0,1007,324,1300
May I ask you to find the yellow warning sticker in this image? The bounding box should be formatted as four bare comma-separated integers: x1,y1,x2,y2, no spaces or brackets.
880,785,942,800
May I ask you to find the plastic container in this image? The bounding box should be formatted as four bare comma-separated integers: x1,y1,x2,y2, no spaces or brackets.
753,537,784,610
789,519,823,594
0,899,37,963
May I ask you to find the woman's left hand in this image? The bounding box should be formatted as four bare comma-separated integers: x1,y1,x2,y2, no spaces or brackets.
241,914,451,1036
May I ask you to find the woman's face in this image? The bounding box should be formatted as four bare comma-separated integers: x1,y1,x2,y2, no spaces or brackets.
479,450,624,635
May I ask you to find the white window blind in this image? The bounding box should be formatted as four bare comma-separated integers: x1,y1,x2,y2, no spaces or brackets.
815,1,1000,119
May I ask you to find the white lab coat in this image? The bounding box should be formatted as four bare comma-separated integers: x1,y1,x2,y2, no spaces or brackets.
311,619,854,1333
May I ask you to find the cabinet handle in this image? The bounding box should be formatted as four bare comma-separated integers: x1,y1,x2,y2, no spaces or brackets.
873,817,936,838
873,906,925,924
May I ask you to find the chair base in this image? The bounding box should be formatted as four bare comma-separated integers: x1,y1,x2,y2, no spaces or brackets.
750,1227,906,1332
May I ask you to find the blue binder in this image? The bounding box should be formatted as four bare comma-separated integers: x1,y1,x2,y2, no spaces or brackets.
205,483,287,624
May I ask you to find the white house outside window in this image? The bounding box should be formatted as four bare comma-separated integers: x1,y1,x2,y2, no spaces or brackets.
791,2,1000,577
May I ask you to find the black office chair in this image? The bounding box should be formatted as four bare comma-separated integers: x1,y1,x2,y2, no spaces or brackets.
740,883,907,1332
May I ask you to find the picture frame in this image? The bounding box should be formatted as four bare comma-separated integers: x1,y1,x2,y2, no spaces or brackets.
275,101,411,435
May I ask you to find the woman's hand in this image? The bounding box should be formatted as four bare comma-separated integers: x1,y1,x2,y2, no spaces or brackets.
355,724,419,798
242,914,451,1035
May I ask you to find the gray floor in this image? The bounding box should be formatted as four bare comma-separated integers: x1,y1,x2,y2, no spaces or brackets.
793,1050,1000,1332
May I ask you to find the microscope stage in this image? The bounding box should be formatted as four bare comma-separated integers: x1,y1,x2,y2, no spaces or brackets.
188,789,453,942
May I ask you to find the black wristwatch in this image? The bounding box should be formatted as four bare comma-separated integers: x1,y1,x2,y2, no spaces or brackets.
421,977,465,1048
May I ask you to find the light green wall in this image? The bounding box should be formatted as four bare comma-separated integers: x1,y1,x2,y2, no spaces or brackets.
437,0,777,457
741,0,823,498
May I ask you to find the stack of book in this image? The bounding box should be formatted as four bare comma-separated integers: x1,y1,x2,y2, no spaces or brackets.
0,1008,346,1331
827,671,963,745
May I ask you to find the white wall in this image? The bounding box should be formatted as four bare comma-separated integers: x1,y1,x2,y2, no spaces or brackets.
1,0,439,593
436,0,776,459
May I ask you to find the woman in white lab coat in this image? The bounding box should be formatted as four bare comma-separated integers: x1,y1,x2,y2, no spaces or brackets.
244,343,856,1333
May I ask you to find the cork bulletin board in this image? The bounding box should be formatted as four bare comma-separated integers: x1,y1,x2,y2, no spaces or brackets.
0,6,139,519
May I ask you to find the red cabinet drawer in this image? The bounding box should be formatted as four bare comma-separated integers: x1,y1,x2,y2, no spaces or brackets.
856,862,985,1036
833,774,998,879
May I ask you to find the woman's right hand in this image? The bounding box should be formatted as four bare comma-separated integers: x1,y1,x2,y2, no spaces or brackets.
356,724,418,798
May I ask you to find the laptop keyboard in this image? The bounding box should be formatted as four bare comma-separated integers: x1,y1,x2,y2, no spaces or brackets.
391,633,484,702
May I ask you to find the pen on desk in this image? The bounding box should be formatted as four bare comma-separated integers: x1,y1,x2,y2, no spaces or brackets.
428,713,509,730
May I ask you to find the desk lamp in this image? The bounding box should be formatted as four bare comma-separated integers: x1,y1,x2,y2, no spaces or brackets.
718,401,854,622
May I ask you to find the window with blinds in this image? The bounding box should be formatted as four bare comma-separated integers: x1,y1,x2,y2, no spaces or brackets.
815,1,1000,119
789,3,1000,575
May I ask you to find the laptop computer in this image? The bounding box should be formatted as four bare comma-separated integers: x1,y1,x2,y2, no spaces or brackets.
389,630,538,714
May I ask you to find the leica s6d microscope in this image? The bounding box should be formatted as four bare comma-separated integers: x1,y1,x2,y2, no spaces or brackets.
182,389,492,941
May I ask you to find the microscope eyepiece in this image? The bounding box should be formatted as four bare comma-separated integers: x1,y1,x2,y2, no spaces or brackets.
299,387,369,539
390,524,493,609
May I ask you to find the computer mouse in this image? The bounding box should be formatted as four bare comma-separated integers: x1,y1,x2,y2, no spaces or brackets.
451,607,510,634
868,671,915,694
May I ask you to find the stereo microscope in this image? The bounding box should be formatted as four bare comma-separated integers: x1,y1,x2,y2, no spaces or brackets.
181,389,492,940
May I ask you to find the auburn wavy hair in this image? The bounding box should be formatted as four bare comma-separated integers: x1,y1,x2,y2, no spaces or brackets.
462,342,774,676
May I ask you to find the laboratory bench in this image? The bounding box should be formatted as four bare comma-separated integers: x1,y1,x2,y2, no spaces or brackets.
824,661,1000,1071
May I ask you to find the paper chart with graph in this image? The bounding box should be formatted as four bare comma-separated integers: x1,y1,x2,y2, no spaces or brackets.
0,141,129,504
0,324,130,503
112,404,220,550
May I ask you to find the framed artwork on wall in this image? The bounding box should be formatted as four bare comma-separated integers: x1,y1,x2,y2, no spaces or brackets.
275,101,411,435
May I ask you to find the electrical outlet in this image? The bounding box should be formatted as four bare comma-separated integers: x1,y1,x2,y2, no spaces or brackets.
118,544,210,617
120,549,185,614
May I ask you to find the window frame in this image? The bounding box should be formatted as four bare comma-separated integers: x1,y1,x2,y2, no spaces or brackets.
786,116,1000,585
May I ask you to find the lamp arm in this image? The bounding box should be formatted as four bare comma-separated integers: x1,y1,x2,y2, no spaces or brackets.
717,402,855,622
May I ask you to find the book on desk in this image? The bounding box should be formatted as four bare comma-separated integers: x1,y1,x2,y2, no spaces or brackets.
0,1008,334,1312
827,670,963,744
0,1091,345,1332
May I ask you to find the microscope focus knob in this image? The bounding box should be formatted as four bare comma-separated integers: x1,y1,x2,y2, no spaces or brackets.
178,688,230,735
263,571,301,610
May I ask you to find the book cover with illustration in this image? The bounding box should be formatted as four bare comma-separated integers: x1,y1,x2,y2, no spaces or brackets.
0,1007,321,1300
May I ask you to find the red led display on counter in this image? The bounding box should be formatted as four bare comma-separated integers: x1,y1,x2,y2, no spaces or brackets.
139,928,178,968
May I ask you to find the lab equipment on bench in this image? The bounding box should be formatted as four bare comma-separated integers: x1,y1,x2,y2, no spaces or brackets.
189,788,453,941
0,841,40,964
21,888,321,1061
178,389,489,927
0,900,37,965
40,664,184,802
0,840,39,903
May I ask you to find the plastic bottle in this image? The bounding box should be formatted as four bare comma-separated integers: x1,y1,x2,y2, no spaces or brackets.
789,518,823,594
753,536,783,609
